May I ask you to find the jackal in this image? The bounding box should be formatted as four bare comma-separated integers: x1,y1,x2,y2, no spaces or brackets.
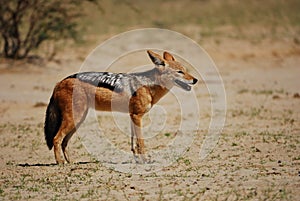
44,50,198,164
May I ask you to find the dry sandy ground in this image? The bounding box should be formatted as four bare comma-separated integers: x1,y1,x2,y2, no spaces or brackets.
0,36,299,200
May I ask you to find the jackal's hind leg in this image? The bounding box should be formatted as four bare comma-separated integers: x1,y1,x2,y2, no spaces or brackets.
53,120,77,164
61,105,88,163
53,113,81,164
62,130,75,163
53,133,67,164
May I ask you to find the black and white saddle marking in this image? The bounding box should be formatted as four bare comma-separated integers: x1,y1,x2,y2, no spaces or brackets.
67,69,158,96
67,72,125,92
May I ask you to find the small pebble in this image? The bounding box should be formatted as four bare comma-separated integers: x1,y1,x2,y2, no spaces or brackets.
293,93,300,98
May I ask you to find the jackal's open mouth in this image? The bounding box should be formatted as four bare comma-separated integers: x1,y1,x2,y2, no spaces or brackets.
174,79,191,91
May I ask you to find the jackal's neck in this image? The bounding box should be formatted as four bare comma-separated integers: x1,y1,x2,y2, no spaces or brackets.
130,68,169,103
142,68,169,104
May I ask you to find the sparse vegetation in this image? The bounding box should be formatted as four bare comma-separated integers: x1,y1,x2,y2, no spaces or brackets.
0,0,98,59
79,0,300,44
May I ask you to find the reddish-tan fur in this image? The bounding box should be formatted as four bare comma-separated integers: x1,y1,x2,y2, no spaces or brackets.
44,50,197,164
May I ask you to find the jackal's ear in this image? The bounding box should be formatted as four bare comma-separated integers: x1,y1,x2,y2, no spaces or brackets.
163,51,175,61
147,50,165,66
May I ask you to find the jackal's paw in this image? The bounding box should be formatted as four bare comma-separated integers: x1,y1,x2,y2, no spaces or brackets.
56,159,67,165
134,154,150,164
56,160,66,166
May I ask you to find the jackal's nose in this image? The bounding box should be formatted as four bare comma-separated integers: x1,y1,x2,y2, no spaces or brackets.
192,78,198,84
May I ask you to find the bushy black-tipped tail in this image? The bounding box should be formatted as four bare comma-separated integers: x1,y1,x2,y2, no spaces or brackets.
44,96,61,150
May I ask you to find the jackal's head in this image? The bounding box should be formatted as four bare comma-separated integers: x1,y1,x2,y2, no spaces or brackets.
147,50,198,91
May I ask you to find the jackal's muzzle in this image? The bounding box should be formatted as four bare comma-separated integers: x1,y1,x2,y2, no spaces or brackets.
174,78,198,91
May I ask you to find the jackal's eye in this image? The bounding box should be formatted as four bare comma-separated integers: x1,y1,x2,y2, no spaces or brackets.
177,70,184,74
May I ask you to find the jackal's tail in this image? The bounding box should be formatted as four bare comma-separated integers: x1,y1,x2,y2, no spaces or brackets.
44,96,62,150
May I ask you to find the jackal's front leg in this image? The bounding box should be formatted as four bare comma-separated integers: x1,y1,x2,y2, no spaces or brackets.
130,114,148,163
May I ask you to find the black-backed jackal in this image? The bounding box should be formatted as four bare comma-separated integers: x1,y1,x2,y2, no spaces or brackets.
44,50,198,164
